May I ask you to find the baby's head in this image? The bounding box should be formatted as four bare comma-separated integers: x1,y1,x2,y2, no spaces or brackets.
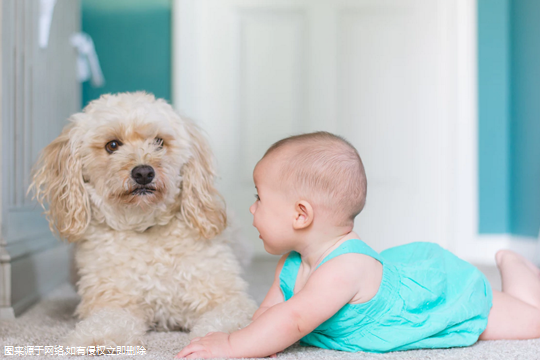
251,132,367,246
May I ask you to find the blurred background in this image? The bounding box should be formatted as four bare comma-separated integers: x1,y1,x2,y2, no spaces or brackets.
1,0,539,318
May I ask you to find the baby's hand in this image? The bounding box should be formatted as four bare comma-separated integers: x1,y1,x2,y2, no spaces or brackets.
176,332,233,359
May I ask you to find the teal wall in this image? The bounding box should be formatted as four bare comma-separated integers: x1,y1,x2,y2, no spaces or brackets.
478,0,511,234
510,0,540,237
81,0,172,108
478,0,540,237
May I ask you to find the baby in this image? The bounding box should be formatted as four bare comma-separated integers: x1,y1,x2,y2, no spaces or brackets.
177,131,540,358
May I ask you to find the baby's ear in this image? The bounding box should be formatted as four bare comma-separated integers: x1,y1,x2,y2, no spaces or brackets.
28,117,91,242
293,201,314,230
178,117,227,239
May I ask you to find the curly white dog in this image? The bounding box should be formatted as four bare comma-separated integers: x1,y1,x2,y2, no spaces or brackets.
29,92,257,348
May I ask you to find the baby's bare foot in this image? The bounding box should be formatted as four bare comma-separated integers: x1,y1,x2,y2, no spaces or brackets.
496,249,540,277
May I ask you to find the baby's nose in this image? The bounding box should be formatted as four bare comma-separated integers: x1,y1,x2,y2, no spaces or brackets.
249,203,255,214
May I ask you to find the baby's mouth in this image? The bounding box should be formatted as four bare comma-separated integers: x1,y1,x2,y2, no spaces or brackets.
131,187,156,196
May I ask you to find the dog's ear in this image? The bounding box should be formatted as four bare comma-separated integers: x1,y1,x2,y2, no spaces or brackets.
179,118,227,239
28,117,91,242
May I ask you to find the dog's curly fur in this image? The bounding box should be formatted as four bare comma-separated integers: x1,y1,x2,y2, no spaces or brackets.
29,92,257,347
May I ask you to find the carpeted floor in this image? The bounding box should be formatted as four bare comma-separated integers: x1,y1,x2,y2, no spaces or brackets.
2,257,540,360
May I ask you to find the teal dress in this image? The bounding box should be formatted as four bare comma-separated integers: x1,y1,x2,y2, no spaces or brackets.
279,239,493,353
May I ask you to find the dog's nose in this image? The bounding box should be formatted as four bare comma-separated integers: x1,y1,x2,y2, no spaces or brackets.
131,165,155,185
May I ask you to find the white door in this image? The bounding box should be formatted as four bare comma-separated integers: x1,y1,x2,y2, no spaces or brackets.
1,0,80,318
173,0,465,256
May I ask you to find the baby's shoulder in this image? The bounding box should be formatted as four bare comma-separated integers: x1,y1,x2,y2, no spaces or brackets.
317,252,382,282
321,252,383,304
306,252,382,303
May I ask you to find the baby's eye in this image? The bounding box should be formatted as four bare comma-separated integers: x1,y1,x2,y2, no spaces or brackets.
254,194,260,201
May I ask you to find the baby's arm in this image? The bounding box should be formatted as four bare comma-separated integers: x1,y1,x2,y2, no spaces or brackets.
177,253,365,359
251,254,287,321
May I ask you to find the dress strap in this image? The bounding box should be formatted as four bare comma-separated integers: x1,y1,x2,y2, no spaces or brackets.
315,239,382,270
279,239,381,301
279,252,301,301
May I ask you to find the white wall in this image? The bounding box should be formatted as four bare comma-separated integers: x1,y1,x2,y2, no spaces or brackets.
172,0,539,265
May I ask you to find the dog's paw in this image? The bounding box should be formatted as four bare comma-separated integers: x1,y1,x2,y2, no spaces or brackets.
63,308,147,353
188,326,214,340
189,296,258,339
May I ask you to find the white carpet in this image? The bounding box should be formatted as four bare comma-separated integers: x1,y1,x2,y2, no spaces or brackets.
2,257,540,359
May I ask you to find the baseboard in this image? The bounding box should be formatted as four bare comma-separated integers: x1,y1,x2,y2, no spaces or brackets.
252,235,540,267
3,242,71,319
0,306,15,319
455,234,539,265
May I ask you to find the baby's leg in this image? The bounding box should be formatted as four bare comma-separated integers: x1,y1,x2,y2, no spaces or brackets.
480,250,540,340
496,250,540,308
480,290,540,340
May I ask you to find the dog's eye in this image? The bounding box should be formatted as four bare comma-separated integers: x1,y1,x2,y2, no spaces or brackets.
154,137,164,149
105,140,122,154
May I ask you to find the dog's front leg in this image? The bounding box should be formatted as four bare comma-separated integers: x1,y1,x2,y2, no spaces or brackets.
64,308,148,348
189,292,258,339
